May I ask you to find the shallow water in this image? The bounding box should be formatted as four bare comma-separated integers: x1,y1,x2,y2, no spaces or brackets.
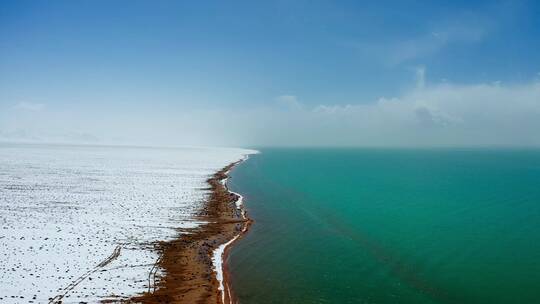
0,143,252,303
228,148,540,304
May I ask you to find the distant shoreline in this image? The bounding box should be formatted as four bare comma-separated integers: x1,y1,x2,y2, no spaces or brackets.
133,157,252,303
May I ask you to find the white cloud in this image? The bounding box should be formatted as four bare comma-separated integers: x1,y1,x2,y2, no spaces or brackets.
275,95,303,110
278,80,540,146
14,102,45,112
415,66,426,89
2,78,540,147
389,23,485,65
350,14,490,66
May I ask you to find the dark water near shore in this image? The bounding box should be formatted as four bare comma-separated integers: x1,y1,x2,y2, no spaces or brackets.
227,148,540,304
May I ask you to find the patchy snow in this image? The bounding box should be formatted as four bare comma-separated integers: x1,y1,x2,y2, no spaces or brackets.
0,143,255,303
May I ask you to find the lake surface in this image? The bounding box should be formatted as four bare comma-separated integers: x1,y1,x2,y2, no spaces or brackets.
228,148,540,304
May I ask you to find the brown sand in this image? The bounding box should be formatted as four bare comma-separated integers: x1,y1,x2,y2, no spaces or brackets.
131,161,251,304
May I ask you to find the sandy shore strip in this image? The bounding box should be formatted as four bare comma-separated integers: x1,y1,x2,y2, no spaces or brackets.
132,157,252,304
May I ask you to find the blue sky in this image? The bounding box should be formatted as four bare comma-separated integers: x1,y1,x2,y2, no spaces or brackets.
1,1,540,146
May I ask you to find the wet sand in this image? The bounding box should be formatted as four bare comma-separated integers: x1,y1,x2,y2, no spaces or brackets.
132,160,251,304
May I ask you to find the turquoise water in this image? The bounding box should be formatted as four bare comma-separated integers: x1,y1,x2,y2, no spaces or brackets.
228,149,540,304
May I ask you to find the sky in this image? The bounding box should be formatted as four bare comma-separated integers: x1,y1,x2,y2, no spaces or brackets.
1,0,540,147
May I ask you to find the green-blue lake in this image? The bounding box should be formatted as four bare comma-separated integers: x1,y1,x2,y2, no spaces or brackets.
228,148,540,304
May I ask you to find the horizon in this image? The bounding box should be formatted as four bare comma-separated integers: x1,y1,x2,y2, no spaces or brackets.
2,1,540,147
4,140,540,151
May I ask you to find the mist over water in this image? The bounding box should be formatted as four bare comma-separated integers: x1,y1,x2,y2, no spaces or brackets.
3,77,540,148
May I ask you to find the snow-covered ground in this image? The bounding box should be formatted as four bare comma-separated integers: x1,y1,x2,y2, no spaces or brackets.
0,143,254,303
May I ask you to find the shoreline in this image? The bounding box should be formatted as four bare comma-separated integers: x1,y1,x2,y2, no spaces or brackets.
132,156,251,303
212,170,251,304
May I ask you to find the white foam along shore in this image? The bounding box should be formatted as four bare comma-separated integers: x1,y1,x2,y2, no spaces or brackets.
212,154,253,304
